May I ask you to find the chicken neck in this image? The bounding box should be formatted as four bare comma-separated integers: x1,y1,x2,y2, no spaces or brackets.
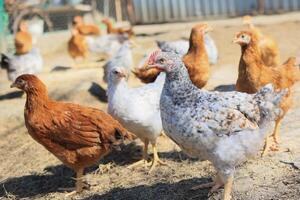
25,84,50,112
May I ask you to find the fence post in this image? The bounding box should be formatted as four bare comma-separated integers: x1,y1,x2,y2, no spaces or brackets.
257,0,265,14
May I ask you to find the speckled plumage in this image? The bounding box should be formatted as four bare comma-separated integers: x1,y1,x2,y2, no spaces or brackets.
1,48,43,81
156,34,218,65
103,41,133,83
156,51,286,182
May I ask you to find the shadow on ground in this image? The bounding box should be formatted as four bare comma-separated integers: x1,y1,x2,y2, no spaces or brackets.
213,84,236,92
88,82,107,103
0,142,195,199
0,165,74,198
82,177,214,200
0,91,24,100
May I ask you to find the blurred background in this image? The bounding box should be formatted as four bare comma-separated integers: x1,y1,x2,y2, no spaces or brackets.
1,0,300,49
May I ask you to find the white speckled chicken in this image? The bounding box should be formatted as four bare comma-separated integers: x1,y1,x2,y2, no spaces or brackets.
1,48,43,81
102,41,133,83
107,66,166,172
156,33,218,65
146,51,287,200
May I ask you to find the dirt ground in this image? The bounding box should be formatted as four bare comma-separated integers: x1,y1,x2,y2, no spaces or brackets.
0,13,300,200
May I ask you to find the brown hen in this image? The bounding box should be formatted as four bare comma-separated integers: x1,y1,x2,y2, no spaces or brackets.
15,21,33,55
11,74,133,195
68,29,88,60
182,23,212,88
102,18,134,37
242,15,280,67
73,16,101,36
234,31,299,154
134,23,212,88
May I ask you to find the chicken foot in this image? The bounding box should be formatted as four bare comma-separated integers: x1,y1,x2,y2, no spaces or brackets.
127,139,151,169
62,168,85,197
190,173,224,191
149,142,168,173
272,118,282,144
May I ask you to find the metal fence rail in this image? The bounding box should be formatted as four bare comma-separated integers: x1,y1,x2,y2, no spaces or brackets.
132,0,300,24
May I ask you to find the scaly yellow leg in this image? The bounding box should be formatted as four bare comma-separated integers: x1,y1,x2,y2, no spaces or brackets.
128,139,150,169
272,118,282,144
223,176,233,200
149,142,168,173
64,168,84,197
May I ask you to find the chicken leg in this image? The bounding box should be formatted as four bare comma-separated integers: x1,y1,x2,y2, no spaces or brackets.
128,139,151,168
223,175,233,200
272,118,282,144
149,142,167,173
63,168,84,197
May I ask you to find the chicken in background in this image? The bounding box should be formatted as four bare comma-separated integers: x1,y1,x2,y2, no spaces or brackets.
147,50,287,200
86,34,129,57
107,66,166,172
1,48,43,81
102,41,133,83
182,23,212,88
242,15,280,67
11,74,133,196
15,21,33,55
134,23,213,88
102,18,134,38
73,15,101,36
156,28,218,65
234,31,300,154
68,28,89,61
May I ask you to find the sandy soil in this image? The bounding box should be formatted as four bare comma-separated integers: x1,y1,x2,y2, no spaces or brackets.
0,13,300,200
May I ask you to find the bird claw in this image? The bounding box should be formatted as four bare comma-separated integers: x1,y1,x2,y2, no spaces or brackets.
148,158,168,173
127,159,150,169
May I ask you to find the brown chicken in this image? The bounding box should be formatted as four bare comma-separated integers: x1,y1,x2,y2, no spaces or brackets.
102,18,134,37
15,21,33,55
68,29,88,60
182,23,212,88
73,16,101,36
10,74,133,195
242,15,280,67
234,31,299,154
134,23,212,88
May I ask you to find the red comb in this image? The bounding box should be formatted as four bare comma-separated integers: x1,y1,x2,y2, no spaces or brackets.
148,50,161,65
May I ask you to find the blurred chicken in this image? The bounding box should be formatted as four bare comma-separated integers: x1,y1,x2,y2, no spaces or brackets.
242,15,280,67
156,31,218,65
234,31,299,154
182,23,212,88
102,18,134,38
86,34,129,57
1,48,43,81
73,15,101,36
68,29,88,60
15,21,33,55
134,23,213,88
102,41,133,83
11,74,133,195
107,67,166,172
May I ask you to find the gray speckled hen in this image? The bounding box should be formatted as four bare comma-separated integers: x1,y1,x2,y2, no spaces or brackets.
146,51,286,200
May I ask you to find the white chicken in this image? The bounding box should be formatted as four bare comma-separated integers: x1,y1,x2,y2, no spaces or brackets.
1,48,43,81
102,41,133,83
106,66,166,172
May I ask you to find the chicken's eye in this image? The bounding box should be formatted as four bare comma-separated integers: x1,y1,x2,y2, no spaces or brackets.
159,58,166,64
113,71,119,74
241,35,245,39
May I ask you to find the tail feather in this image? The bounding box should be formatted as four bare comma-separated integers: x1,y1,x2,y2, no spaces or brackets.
255,84,287,124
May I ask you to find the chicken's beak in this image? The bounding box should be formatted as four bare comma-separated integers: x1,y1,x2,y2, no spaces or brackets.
146,64,165,71
10,82,17,88
232,38,239,44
